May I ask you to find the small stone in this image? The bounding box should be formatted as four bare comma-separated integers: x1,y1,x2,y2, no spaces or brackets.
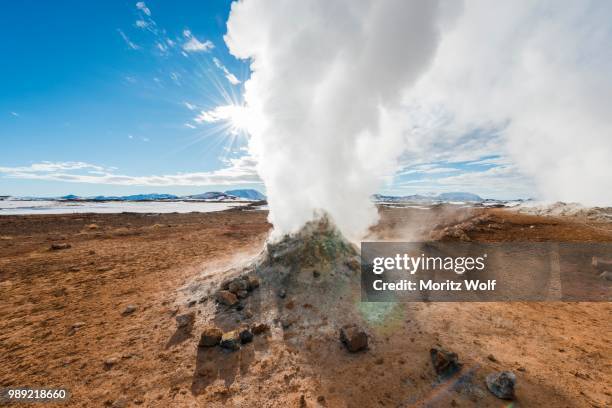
220,330,241,351
239,327,254,344
277,289,287,299
246,275,260,291
104,358,118,370
215,290,239,306
313,270,321,278
339,325,368,352
50,243,71,250
72,322,86,329
87,223,99,230
252,323,270,335
198,296,208,304
236,290,249,299
430,347,462,378
122,305,137,316
243,309,254,319
485,371,516,400
228,278,248,294
199,327,223,347
487,354,498,363
175,312,195,329
187,300,197,307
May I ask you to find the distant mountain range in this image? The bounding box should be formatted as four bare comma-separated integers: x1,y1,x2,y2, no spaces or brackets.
373,192,484,202
46,189,268,202
2,190,524,204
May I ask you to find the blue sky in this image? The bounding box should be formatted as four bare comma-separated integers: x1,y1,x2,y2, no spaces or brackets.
1,0,258,197
0,1,540,200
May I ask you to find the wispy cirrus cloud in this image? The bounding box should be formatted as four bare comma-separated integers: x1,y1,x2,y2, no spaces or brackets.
117,29,140,50
213,57,240,85
135,1,151,17
182,29,214,53
0,157,260,186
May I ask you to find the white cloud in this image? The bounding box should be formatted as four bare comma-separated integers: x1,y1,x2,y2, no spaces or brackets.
182,29,214,53
184,123,197,129
135,1,151,16
400,0,612,205
0,158,260,186
117,29,140,50
183,102,196,110
10,111,19,117
213,57,241,85
135,20,149,29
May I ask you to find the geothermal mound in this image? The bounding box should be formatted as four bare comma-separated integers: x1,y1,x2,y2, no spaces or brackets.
260,216,360,273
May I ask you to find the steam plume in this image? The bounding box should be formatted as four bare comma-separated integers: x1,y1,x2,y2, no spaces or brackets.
225,0,446,238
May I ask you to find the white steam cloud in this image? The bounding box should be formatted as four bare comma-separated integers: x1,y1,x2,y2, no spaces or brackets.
225,0,450,239
224,0,612,238
404,0,612,206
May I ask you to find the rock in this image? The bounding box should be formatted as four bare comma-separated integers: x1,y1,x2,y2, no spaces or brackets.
72,322,86,329
278,289,287,299
199,327,222,347
246,275,260,291
430,347,462,378
313,270,321,278
50,243,71,250
228,279,248,294
599,271,612,281
87,223,99,230
487,354,498,363
215,290,239,306
175,312,195,329
187,300,197,307
220,330,241,351
252,323,270,335
104,357,118,370
239,327,254,344
236,290,249,299
243,309,254,319
485,371,516,400
339,325,368,352
122,305,137,316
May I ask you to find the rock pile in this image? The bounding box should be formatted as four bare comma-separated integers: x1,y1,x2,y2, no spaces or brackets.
199,323,268,352
215,274,260,308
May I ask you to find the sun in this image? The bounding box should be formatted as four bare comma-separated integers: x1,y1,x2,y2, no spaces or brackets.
195,103,258,136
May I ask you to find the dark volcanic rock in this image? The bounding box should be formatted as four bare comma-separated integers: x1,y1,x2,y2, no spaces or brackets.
220,330,241,351
175,312,195,329
50,243,71,250
228,279,248,294
239,327,254,344
215,290,239,306
246,275,260,291
252,323,270,335
485,371,516,400
339,325,368,352
430,347,462,378
199,327,222,347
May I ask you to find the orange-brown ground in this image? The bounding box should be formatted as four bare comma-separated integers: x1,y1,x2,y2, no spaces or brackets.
0,207,610,407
